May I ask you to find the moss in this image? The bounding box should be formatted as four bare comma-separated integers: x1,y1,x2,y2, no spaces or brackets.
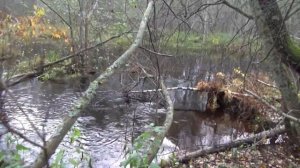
114,36,132,48
38,67,67,81
287,36,300,62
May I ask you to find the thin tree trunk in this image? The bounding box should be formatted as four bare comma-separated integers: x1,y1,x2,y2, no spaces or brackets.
32,1,154,167
146,79,174,165
78,0,85,71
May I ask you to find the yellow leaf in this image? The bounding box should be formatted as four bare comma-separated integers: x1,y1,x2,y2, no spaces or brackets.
52,33,61,39
35,7,45,17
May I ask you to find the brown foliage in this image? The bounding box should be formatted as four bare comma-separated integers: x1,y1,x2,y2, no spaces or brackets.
196,81,223,91
195,72,270,128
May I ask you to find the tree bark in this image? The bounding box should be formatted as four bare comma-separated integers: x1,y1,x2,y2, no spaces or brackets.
31,1,154,167
249,0,300,146
256,0,300,74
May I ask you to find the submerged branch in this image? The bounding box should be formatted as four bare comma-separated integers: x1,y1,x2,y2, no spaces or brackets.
7,72,39,88
31,1,154,167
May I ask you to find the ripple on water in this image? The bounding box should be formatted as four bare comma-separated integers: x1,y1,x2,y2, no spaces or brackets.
2,74,250,167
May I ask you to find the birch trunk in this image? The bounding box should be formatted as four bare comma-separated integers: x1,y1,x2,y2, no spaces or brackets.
146,79,174,165
32,1,154,167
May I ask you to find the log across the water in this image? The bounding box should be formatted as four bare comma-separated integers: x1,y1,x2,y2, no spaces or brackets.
128,86,208,111
128,80,277,132
128,82,238,113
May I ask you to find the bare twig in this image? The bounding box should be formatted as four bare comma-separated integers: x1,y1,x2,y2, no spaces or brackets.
222,0,254,19
6,91,44,139
41,30,132,69
6,31,131,87
256,79,278,89
3,123,44,149
161,0,191,29
139,46,174,57
286,7,300,20
245,89,300,123
39,0,71,28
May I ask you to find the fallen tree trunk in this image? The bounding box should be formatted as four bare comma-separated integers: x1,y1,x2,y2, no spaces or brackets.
165,126,286,165
31,1,154,167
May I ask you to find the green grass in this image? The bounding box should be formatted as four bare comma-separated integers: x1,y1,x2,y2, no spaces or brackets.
160,31,250,56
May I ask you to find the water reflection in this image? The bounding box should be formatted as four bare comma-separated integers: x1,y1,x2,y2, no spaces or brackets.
1,54,250,167
163,111,249,151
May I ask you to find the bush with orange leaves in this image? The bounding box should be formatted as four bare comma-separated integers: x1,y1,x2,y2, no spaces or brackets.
0,6,69,43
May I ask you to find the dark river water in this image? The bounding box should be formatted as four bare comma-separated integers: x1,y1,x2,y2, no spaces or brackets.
1,53,253,167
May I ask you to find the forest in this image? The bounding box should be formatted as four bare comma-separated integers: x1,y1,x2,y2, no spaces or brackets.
0,0,300,167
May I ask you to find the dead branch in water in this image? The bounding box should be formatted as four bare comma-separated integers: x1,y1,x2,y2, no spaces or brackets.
162,126,286,166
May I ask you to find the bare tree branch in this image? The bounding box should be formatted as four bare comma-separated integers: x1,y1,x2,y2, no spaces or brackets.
245,89,300,123
186,0,224,20
161,0,191,29
40,30,132,69
286,7,300,20
139,46,174,57
31,1,154,167
3,123,44,149
39,0,71,28
6,31,131,87
222,0,254,20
